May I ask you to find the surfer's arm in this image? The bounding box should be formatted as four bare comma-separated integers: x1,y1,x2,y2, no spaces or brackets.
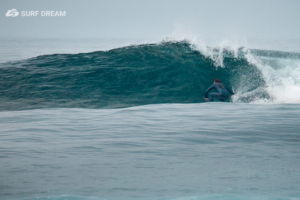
205,84,215,98
225,86,234,94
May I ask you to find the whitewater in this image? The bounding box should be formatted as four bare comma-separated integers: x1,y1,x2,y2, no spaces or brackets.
0,37,300,200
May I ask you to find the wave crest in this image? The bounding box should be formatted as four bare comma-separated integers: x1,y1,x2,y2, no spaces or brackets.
0,40,299,111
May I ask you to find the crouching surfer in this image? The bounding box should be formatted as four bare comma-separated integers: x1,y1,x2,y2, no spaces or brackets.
205,78,234,102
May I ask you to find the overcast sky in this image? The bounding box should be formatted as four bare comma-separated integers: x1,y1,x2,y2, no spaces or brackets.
1,0,300,40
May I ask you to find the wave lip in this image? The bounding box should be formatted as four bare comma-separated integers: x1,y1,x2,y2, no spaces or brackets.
0,40,300,111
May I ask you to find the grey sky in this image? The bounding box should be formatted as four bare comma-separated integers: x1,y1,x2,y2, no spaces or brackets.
1,0,300,40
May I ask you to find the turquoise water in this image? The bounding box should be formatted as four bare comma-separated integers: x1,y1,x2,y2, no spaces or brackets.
1,104,300,200
0,38,300,200
2,40,300,111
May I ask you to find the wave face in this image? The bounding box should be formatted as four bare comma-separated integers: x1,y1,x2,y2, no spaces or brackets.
0,41,300,111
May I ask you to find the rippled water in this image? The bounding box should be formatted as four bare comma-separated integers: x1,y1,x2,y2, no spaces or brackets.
1,37,300,200
1,103,300,200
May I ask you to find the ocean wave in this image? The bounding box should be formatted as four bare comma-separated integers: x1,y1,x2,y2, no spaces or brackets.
0,40,299,111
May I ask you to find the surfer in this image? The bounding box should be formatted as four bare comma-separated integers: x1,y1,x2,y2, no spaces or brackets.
205,78,234,102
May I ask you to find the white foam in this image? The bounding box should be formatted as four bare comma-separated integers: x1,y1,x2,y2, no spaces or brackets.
166,26,248,67
249,56,300,104
165,28,300,104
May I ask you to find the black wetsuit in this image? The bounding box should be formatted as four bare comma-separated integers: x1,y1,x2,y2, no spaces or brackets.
205,83,234,102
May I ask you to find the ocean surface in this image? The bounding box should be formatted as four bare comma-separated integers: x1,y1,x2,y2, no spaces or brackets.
0,37,300,200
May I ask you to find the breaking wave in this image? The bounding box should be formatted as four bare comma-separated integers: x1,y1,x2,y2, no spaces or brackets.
0,40,300,111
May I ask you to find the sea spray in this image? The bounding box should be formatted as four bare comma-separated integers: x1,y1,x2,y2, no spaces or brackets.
0,40,299,111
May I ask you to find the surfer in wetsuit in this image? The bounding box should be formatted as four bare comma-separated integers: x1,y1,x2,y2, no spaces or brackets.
205,78,234,102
